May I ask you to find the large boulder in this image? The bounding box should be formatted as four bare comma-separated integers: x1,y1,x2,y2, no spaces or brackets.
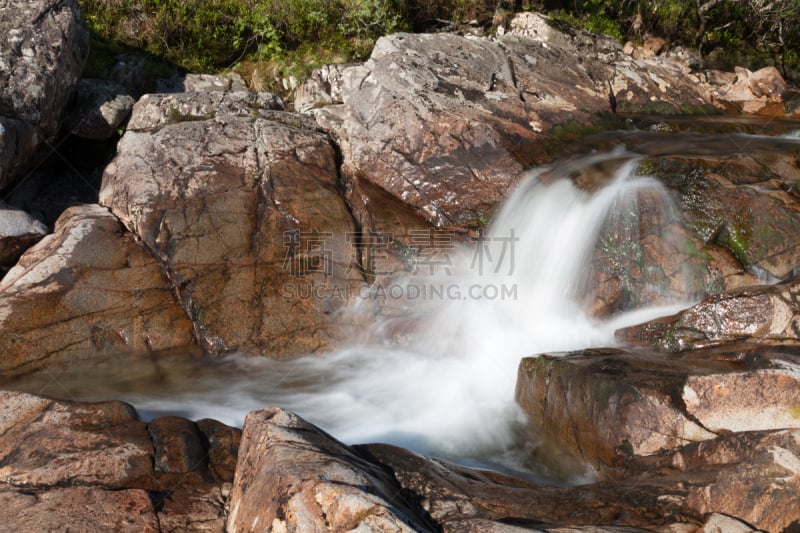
629,429,800,533
0,391,155,489
99,94,365,355
516,344,800,470
318,14,710,230
516,349,718,470
0,204,195,375
0,0,89,188
0,488,159,532
515,346,800,530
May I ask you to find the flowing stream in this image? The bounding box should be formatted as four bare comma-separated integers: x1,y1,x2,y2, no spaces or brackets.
6,119,800,483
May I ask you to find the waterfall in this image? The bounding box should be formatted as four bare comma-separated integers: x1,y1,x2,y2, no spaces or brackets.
5,148,701,481
118,149,698,468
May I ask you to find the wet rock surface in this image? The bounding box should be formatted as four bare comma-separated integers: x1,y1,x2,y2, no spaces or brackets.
640,152,800,281
517,344,800,470
617,279,800,351
515,345,800,530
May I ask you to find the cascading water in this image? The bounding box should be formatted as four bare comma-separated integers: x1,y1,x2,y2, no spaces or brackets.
4,148,702,482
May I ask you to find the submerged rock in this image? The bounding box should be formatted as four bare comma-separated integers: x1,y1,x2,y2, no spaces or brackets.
0,0,88,189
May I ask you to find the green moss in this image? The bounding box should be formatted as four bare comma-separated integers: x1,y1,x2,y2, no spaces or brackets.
791,406,800,419
715,223,751,268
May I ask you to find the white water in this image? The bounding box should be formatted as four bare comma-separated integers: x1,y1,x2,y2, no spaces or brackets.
12,149,700,481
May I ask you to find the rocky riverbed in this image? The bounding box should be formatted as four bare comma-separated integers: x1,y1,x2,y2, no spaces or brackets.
1,0,800,530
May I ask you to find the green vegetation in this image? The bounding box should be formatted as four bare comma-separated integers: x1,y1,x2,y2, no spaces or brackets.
78,0,514,88
542,0,800,81
78,0,800,94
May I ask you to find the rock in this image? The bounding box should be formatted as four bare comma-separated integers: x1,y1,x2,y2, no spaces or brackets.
683,359,800,433
705,69,737,86
65,79,135,140
641,154,800,280
227,407,706,531
100,95,365,355
0,0,89,189
0,204,195,375
631,429,800,532
696,513,760,533
148,416,210,480
0,201,47,270
106,53,157,98
156,72,250,94
157,484,229,533
0,487,159,532
515,347,800,530
329,19,709,228
639,35,667,58
362,442,705,530
747,65,786,98
515,349,719,470
125,91,283,130
506,12,622,60
294,63,351,113
196,418,242,482
701,244,763,294
617,279,800,351
226,408,436,532
0,391,155,489
622,41,635,55
710,65,787,114
0,391,236,531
